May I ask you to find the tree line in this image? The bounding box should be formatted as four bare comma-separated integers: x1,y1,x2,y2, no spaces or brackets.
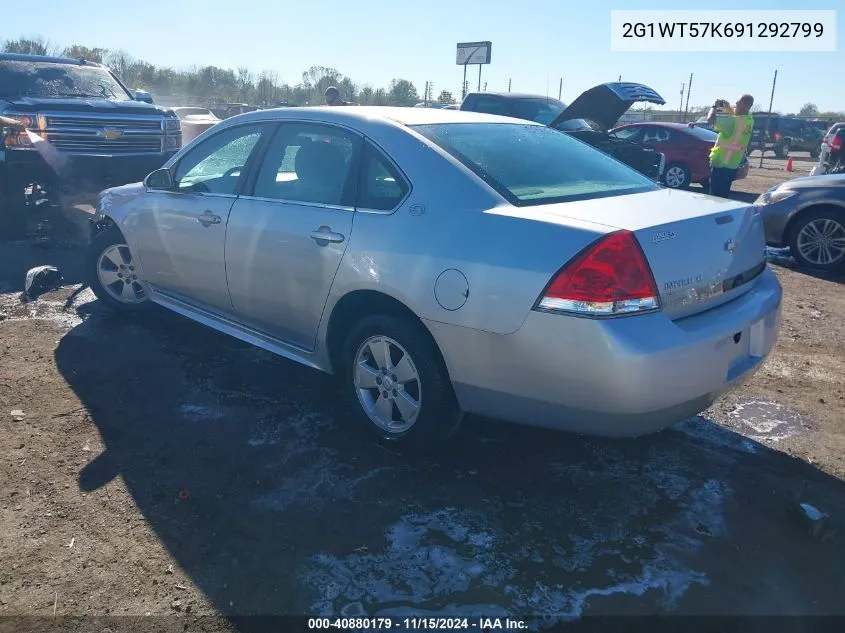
2,36,458,107
4,36,841,118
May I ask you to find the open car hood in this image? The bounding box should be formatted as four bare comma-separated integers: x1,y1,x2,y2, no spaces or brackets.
549,82,666,131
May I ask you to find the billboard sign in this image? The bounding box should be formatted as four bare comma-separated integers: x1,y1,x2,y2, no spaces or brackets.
456,41,492,65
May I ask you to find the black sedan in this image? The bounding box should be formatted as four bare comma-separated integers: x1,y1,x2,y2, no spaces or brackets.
756,174,845,271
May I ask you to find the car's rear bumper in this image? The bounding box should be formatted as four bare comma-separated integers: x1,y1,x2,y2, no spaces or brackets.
426,268,782,437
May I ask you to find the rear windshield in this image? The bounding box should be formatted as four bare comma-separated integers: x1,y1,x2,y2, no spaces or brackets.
413,122,659,207
0,60,132,101
507,98,565,125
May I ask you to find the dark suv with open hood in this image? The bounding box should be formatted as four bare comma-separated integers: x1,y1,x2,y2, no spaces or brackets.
0,53,182,237
460,82,666,180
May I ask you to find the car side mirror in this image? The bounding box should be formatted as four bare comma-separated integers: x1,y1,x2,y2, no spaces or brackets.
135,90,154,104
145,168,174,190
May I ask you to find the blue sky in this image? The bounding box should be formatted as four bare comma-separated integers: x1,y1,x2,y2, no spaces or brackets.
19,0,843,113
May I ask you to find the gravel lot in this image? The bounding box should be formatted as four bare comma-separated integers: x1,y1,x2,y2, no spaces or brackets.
2,157,844,631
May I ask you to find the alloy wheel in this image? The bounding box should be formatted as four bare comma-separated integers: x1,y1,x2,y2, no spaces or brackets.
664,166,687,188
97,244,146,304
796,218,845,267
353,335,422,434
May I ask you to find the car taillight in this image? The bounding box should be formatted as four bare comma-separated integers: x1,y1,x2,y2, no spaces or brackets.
832,135,842,151
535,230,660,317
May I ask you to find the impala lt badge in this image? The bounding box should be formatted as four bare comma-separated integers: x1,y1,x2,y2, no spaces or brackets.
652,230,676,244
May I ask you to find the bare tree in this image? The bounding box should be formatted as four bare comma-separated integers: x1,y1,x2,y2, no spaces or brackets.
105,50,134,81
62,45,107,63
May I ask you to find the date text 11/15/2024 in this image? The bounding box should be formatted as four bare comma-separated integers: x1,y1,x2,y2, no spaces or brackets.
307,617,528,630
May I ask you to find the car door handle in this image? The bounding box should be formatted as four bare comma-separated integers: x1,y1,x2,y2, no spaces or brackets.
309,228,345,244
196,210,221,226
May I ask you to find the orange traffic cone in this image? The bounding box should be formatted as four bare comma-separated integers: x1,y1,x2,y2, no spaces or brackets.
786,156,794,172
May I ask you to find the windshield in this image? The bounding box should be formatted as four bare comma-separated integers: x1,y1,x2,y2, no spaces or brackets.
413,122,658,207
0,60,132,101
685,126,718,142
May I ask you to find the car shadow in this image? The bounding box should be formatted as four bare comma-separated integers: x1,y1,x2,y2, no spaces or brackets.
55,305,845,627
766,249,845,285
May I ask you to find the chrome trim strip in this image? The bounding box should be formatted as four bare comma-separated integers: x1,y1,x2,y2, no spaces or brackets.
149,287,322,369
235,195,355,212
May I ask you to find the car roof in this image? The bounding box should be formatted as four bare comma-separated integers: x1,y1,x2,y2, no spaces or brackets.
233,105,539,128
464,91,563,101
0,52,101,67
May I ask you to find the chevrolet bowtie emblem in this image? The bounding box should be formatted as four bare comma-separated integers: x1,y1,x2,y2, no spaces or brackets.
100,127,123,141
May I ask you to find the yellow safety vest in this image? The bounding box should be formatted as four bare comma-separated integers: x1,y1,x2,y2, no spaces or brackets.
710,113,754,169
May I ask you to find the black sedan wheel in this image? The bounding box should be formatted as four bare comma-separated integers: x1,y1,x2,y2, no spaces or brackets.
789,208,845,272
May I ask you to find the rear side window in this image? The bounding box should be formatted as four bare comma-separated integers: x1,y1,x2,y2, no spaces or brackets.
413,122,658,207
611,127,644,141
358,143,409,211
507,99,565,125
466,96,509,117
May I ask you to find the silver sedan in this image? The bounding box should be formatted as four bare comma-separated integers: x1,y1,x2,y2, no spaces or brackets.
88,106,782,443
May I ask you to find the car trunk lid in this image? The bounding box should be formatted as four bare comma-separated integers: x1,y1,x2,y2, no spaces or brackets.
549,82,666,131
526,189,767,320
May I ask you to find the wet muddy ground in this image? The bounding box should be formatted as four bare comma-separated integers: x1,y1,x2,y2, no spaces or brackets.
1,167,844,630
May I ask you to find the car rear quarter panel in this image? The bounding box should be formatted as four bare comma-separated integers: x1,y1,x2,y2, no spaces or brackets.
325,125,610,337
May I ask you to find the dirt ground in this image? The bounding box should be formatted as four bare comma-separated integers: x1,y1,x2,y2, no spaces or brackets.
2,156,845,631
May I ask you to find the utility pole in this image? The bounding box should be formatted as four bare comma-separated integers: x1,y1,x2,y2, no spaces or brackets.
683,73,693,123
508,78,511,92
761,69,778,168
618,74,622,82
558,77,562,100
679,83,685,121
424,81,429,106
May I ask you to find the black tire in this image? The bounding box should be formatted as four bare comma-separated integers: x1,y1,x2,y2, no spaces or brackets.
774,141,790,159
87,225,151,312
0,185,28,241
340,313,462,446
788,207,845,272
662,162,691,189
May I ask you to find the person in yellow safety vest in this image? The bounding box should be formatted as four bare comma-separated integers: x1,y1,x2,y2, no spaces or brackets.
706,94,754,198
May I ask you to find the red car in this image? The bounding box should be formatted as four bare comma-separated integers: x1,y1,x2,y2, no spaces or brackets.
611,122,724,190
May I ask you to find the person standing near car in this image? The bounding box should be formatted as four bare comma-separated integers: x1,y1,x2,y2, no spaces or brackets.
324,86,357,106
706,94,754,197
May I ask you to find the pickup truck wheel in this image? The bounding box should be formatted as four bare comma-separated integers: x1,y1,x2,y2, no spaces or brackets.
0,186,28,240
789,208,845,272
87,226,151,312
774,142,790,159
341,313,462,447
663,163,690,189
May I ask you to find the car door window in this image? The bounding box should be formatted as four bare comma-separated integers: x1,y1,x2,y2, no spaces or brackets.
358,143,410,211
252,123,361,206
173,124,265,195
